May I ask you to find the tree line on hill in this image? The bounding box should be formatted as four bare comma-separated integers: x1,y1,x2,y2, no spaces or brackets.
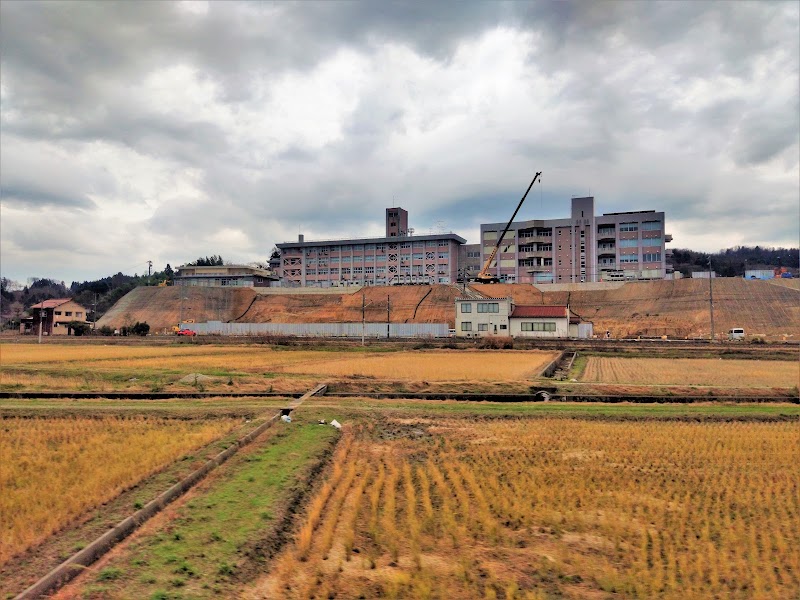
671,246,798,278
1,255,234,328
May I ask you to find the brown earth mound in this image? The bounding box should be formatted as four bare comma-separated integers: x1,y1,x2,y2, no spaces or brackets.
97,286,256,332
237,285,463,325
473,279,800,340
100,279,798,339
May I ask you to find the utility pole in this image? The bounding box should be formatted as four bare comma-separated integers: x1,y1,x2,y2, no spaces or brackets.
361,289,366,346
93,293,98,331
387,295,390,339
708,256,715,343
37,308,43,344
147,260,153,277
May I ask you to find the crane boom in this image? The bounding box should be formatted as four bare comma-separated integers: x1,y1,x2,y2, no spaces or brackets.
474,171,542,284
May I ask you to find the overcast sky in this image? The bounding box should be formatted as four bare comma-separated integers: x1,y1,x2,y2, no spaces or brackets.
1,1,798,284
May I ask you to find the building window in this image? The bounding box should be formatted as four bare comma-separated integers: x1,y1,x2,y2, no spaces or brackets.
620,255,639,263
426,240,437,247
55,311,62,315
521,322,557,332
400,242,411,248
65,311,73,316
478,323,489,331
438,240,448,247
619,223,638,232
642,221,662,231
461,322,472,331
499,324,507,330
643,252,662,262
642,237,663,246
376,244,385,251
438,252,448,259
461,303,472,313
353,244,364,250
477,303,499,313
619,239,639,248
413,253,423,260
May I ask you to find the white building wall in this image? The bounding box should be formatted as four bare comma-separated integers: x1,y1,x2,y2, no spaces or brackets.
509,317,569,338
454,298,512,337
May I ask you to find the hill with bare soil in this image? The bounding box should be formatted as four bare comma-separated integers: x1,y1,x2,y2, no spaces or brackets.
473,279,800,340
99,279,798,339
97,286,256,332
236,284,462,325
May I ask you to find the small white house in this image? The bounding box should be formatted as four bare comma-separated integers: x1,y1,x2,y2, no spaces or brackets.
455,298,593,339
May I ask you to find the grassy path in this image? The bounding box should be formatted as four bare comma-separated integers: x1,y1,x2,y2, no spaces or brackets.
57,415,338,599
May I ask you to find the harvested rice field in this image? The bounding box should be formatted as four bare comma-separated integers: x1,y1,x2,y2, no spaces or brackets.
252,416,800,600
0,416,239,565
580,356,799,388
277,350,558,381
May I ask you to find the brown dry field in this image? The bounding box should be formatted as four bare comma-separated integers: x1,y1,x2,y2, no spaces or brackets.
276,350,557,381
580,357,799,388
250,417,800,600
0,416,238,565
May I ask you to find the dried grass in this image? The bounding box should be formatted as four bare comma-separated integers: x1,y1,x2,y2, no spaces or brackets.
581,357,799,387
0,416,237,564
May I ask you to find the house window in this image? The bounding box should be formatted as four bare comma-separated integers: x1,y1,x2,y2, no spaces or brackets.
461,322,472,331
477,303,499,313
499,324,507,330
76,312,83,317
55,311,62,315
478,323,488,331
65,312,73,316
521,322,557,332
461,303,472,313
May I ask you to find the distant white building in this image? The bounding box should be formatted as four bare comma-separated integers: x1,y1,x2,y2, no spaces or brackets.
691,271,717,279
454,298,592,339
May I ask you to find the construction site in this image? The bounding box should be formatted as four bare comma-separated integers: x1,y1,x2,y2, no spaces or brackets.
96,278,800,341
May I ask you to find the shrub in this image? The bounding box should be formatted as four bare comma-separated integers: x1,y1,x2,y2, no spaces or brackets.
477,336,514,349
98,325,114,336
131,321,150,336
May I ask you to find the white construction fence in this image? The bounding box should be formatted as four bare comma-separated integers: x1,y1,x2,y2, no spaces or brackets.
185,321,451,338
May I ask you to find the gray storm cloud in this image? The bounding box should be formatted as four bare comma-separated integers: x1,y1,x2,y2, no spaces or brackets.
1,1,797,283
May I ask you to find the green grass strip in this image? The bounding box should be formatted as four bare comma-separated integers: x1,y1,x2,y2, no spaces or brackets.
78,417,337,599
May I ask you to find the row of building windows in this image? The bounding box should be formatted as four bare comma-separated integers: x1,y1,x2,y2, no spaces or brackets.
300,240,451,254
459,302,500,313
520,322,557,332
54,311,83,317
461,322,508,331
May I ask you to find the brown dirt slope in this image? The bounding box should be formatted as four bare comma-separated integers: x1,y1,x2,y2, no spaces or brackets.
474,279,800,339
237,285,462,325
97,286,256,332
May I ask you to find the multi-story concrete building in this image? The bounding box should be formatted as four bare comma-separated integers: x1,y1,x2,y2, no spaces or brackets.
276,208,466,287
479,197,672,283
174,265,277,287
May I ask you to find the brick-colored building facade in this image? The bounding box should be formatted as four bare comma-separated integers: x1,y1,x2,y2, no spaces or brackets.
479,197,672,283
276,208,466,287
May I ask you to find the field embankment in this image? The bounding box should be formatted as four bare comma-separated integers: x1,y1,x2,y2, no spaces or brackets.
93,279,799,340
96,286,256,332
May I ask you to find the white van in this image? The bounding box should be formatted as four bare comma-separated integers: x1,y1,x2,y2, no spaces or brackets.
728,328,745,341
